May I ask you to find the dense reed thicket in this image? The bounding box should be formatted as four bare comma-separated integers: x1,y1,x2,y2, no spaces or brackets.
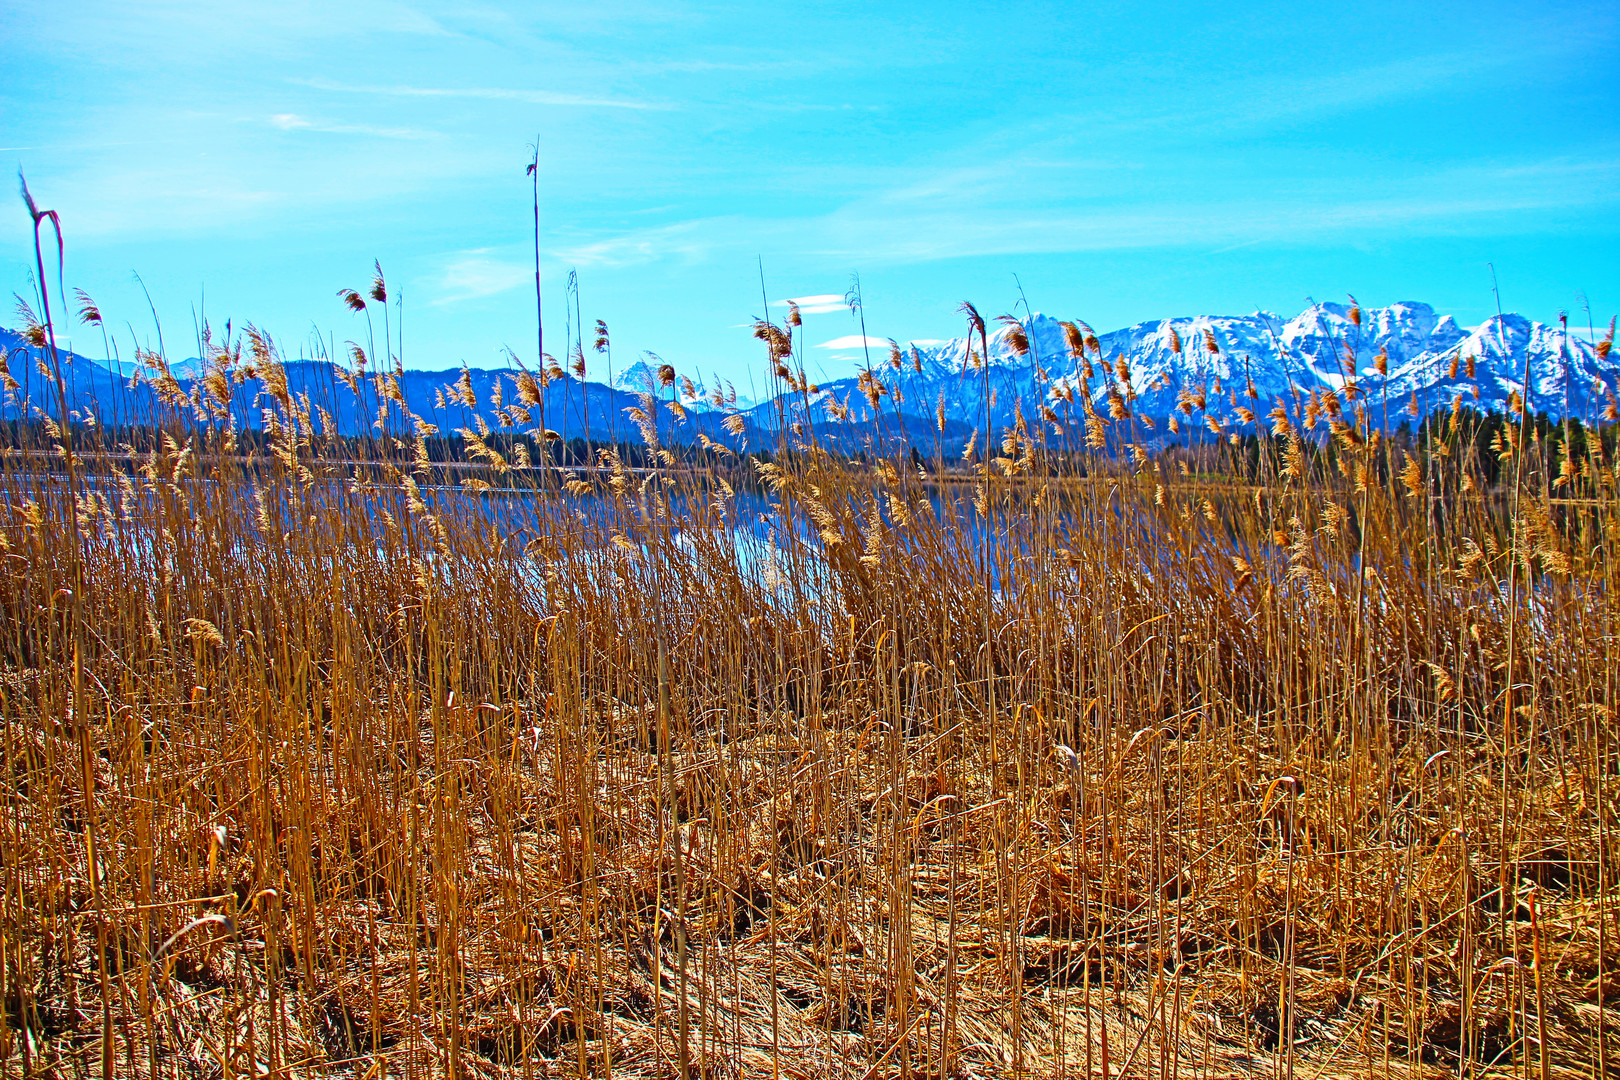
2,270,1618,1080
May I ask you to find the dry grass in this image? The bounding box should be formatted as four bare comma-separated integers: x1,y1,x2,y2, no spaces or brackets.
1,287,1617,1080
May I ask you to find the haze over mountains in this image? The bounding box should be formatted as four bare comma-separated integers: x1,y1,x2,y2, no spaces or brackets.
3,301,1613,453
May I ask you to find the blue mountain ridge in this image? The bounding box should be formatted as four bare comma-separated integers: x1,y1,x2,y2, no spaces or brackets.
3,300,1613,455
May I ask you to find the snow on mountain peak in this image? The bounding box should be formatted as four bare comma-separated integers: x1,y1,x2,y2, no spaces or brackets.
611,359,660,394
5,299,1613,449
781,301,1616,438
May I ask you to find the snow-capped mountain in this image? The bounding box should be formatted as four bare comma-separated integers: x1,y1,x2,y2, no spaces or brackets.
1382,314,1613,420
611,358,753,413
754,302,1613,446
610,359,661,395
3,301,1613,452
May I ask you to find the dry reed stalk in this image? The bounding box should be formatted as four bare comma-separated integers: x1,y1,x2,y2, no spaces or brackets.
0,238,1616,1080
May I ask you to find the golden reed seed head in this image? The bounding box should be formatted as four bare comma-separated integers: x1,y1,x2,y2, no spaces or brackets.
1061,320,1085,359
73,288,103,327
1401,453,1424,497
1004,325,1030,358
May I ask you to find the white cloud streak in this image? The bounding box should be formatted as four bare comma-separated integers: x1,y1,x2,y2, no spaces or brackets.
431,250,530,306
538,151,1620,272
269,113,435,139
552,221,711,268
775,294,847,314
816,334,893,350
296,77,666,110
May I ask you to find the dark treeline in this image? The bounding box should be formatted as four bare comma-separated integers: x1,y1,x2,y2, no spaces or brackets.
2,405,1613,502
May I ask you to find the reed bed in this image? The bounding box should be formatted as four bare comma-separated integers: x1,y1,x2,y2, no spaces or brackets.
1,282,1617,1080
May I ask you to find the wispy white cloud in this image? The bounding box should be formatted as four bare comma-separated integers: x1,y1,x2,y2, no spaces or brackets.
775,293,846,314
268,113,435,139
816,334,893,350
295,77,666,110
626,57,806,76
431,250,530,306
5,0,1611,385
553,221,712,268
798,153,1620,263
533,149,1620,278
1151,50,1504,137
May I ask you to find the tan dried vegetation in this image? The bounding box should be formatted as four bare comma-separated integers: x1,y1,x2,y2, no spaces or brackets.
2,219,1619,1080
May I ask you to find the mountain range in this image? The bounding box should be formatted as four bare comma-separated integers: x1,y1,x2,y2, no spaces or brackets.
2,301,1613,454
787,302,1614,441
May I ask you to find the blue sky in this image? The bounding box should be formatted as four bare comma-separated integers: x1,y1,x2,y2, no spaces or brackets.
4,0,1617,387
